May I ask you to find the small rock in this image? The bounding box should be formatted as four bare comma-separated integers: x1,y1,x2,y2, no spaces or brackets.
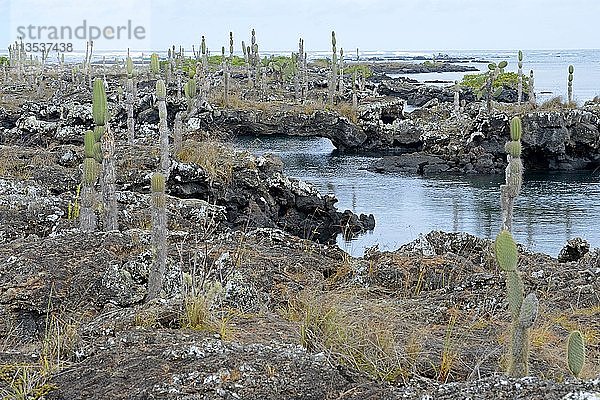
558,238,590,263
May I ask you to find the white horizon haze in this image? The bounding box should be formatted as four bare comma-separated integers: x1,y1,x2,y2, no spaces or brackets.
1,0,599,53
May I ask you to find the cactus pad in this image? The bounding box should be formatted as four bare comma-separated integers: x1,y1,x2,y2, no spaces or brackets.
495,230,518,272
506,270,524,320
568,330,585,378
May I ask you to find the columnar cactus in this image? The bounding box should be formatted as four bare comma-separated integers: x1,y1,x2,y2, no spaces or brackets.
93,78,118,231
567,330,585,378
529,70,536,107
298,38,306,101
125,55,135,144
352,71,358,113
184,78,197,109
147,172,167,301
517,51,523,104
329,31,337,105
222,46,229,106
339,48,344,95
173,112,183,156
156,79,170,178
251,29,259,88
500,117,523,232
150,53,160,78
495,116,538,378
568,65,574,104
453,81,460,117
80,130,99,232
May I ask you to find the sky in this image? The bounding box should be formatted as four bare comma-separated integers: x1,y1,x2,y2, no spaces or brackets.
1,0,599,53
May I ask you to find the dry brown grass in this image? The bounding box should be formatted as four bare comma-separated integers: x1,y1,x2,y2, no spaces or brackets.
176,140,237,184
538,96,578,111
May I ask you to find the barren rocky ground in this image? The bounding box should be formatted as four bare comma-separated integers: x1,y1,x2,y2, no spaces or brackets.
1,59,599,399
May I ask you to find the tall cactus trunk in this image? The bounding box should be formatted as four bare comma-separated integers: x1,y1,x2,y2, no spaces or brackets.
126,78,135,144
101,125,117,231
147,173,167,301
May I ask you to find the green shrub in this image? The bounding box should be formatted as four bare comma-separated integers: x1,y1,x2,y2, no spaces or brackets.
345,64,373,78
461,71,529,91
0,56,8,66
207,55,245,67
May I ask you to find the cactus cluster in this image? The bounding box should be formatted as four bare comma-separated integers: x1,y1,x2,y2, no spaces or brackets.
485,61,507,112
568,65,574,104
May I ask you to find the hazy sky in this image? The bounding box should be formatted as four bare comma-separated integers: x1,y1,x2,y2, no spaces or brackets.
1,0,599,53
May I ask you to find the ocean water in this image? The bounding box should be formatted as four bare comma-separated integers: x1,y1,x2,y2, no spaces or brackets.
234,134,600,258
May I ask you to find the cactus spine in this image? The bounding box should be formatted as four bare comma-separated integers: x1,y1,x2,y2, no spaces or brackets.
147,172,167,301
517,51,523,104
329,31,337,105
125,55,135,144
93,78,118,231
156,79,170,178
567,330,585,378
80,130,98,232
495,116,538,378
568,65,574,104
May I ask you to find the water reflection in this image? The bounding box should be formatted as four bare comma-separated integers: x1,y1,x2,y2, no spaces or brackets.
233,136,600,257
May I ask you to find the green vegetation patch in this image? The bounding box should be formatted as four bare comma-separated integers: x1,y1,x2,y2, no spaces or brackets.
461,71,529,91
344,64,373,78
